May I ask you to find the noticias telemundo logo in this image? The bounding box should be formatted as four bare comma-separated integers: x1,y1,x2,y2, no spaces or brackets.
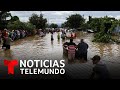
4,60,18,74
4,59,65,75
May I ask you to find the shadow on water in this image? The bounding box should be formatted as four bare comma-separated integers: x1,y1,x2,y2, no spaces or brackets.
57,39,60,44
63,54,87,64
51,40,54,48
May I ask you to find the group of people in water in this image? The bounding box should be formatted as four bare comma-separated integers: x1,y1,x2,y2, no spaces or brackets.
63,38,110,79
51,30,67,41
0,29,35,50
0,28,47,50
0,28,110,79
51,30,76,41
50,30,110,79
63,38,88,62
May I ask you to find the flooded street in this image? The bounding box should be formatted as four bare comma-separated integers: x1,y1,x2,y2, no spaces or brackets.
0,31,120,79
1,31,120,63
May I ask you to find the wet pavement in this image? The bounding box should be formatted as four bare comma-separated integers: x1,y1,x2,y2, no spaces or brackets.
0,31,120,79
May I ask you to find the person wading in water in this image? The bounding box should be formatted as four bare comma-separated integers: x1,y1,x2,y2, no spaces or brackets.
51,32,54,41
90,55,110,79
66,39,76,62
77,39,89,61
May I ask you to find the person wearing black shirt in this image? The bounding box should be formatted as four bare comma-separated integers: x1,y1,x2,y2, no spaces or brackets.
77,39,89,61
90,55,110,79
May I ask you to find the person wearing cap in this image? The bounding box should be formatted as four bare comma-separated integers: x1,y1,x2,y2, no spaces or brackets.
90,55,110,79
77,39,89,61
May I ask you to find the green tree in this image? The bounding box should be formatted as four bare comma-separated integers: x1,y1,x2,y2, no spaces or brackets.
0,11,11,21
29,14,39,26
7,20,25,30
29,13,47,29
61,23,64,28
87,18,102,32
80,23,89,31
87,16,116,33
24,22,36,35
7,20,36,35
49,23,58,28
66,14,85,29
10,16,19,22
45,23,49,28
24,22,36,31
38,14,47,29
61,21,69,28
92,16,117,43
0,11,11,29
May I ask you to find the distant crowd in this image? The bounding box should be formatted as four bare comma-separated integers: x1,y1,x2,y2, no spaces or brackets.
0,28,64,50
0,29,36,49
0,29,36,42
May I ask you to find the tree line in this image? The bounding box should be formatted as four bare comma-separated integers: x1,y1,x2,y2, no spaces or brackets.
0,11,59,31
1,11,120,43
61,14,120,43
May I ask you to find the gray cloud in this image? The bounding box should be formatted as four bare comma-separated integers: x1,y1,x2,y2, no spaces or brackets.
10,11,120,24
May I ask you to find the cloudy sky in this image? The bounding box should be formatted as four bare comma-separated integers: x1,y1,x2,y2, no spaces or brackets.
10,11,120,25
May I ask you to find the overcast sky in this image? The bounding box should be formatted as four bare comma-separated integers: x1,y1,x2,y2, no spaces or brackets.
10,11,120,25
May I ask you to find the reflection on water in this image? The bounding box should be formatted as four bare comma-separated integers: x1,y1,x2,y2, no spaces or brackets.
0,31,120,64
3,50,13,59
0,49,14,60
57,39,60,44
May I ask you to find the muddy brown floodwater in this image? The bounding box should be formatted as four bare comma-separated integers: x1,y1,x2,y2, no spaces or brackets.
0,31,120,79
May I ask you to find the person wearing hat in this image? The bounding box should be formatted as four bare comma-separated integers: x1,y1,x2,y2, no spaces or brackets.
90,55,110,79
